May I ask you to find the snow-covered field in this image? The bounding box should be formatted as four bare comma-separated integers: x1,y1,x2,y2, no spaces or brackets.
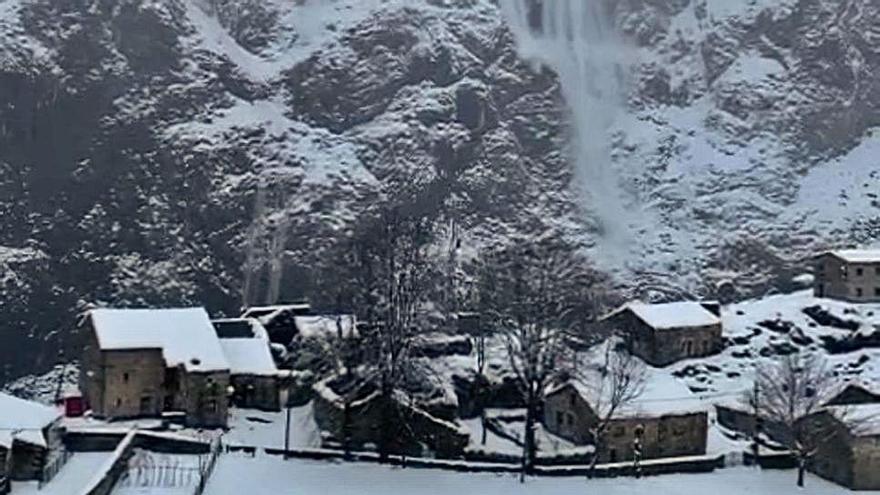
202,454,860,495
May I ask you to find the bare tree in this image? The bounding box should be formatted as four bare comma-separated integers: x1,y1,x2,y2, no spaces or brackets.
752,354,840,487
321,201,440,461
477,237,603,481
573,342,647,477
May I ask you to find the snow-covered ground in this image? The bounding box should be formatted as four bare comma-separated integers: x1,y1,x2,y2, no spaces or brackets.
671,290,880,407
202,453,862,495
223,404,321,449
12,452,112,495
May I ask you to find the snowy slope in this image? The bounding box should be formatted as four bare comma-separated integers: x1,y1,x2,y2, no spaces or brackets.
0,0,879,377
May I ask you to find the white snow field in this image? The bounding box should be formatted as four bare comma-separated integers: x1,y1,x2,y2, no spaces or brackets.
201,454,863,495
12,452,112,495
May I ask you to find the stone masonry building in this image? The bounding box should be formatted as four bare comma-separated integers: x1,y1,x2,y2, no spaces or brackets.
80,308,231,428
814,250,880,303
543,353,708,463
602,301,723,367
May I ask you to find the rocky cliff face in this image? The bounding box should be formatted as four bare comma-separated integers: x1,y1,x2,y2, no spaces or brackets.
0,0,877,378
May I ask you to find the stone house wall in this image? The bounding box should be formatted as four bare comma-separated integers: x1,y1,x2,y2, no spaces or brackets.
179,371,229,428
611,311,721,367
229,375,280,412
814,254,880,302
599,413,707,463
543,385,598,444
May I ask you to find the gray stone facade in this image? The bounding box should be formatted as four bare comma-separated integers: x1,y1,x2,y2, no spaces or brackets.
814,251,880,303
543,384,708,463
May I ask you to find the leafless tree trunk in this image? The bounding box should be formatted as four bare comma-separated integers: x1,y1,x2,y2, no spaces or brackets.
580,343,647,477
477,237,604,482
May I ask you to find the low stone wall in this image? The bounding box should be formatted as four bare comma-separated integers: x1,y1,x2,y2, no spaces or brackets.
65,430,211,455
260,446,724,478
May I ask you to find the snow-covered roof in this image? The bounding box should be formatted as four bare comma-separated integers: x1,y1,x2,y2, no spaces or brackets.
627,301,721,330
220,339,279,377
548,342,709,419
90,308,230,372
0,393,61,448
294,315,357,339
825,249,880,264
827,403,880,437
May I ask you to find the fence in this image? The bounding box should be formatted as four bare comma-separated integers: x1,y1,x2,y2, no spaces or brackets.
193,438,222,495
39,448,73,488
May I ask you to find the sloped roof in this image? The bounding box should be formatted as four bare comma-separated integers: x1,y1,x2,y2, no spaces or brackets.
627,301,721,330
826,249,880,263
219,338,278,376
546,342,709,419
90,308,229,372
0,393,61,448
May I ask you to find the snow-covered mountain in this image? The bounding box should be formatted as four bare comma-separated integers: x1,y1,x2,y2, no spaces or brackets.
0,0,878,378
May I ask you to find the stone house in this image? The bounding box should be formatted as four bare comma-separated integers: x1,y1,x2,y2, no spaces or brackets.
602,301,723,367
814,250,880,303
0,393,63,482
544,356,708,463
80,308,231,428
810,404,880,490
213,318,283,411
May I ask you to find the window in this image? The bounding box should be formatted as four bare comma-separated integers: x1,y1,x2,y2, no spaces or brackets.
115,398,122,408
857,267,865,277
569,393,576,407
857,287,864,298
875,288,880,297
567,413,575,426
123,372,130,383
556,411,564,427
876,267,880,276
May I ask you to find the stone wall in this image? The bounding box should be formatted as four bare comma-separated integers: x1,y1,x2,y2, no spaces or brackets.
543,385,598,444
88,347,165,419
600,413,708,463
229,374,280,412
815,254,880,303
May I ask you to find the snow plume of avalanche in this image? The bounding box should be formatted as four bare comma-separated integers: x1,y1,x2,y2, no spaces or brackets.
501,0,635,258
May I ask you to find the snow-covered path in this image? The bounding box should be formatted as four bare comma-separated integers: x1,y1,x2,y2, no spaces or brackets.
204,454,868,495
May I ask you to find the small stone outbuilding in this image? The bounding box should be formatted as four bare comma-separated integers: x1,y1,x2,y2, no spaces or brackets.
602,301,723,367
811,403,880,490
0,393,63,482
814,250,880,303
214,318,283,411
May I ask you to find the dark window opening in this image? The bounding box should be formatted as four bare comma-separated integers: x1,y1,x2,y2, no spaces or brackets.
857,287,864,298
123,372,129,383
857,267,865,277
556,411,564,427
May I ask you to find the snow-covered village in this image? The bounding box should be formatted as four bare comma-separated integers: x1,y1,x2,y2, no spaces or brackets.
2,0,880,494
